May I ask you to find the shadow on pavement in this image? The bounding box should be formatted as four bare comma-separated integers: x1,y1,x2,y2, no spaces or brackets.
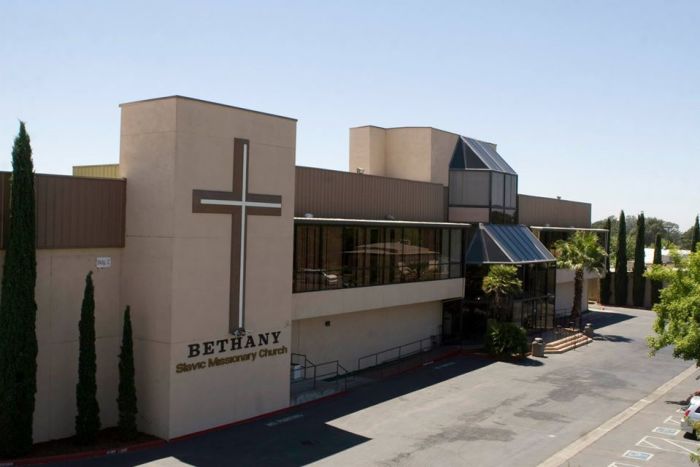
68,354,495,467
508,357,544,367
584,310,635,330
592,334,633,343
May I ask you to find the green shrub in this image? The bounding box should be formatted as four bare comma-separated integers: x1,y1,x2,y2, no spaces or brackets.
484,320,529,357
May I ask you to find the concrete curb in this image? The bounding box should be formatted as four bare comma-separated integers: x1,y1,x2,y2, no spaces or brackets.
537,364,697,467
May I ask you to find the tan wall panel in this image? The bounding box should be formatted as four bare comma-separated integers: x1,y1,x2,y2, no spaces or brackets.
72,164,120,179
430,129,459,186
0,249,122,443
291,301,442,372
518,194,591,228
120,96,296,439
293,278,464,321
385,128,432,183
349,126,387,176
295,167,446,222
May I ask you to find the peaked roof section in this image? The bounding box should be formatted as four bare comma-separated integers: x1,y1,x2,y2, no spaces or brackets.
465,224,555,265
450,136,517,175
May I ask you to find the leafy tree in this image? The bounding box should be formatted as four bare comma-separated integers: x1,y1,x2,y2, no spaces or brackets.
650,233,663,305
482,265,523,321
0,122,38,457
554,231,607,323
692,215,700,253
593,215,682,256
117,306,137,440
646,249,700,364
615,211,628,306
633,213,646,307
600,218,612,305
76,272,100,444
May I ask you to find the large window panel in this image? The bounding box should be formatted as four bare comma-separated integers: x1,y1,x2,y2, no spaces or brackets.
491,172,505,207
419,228,439,281
293,223,466,292
322,226,343,289
401,228,420,282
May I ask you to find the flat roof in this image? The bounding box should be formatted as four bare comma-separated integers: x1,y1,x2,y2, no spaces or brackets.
119,95,297,122
530,226,608,232
294,217,470,228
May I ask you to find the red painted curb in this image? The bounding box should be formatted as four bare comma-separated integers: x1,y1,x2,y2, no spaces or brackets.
170,389,348,443
0,439,166,466
0,348,467,465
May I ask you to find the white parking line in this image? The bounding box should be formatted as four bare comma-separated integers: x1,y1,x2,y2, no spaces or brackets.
664,415,681,425
636,435,699,455
652,426,680,436
622,450,653,461
537,365,696,467
608,463,641,467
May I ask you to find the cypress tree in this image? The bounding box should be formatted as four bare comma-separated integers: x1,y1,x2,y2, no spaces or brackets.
600,217,612,304
692,215,700,253
117,306,137,440
632,213,646,306
0,122,38,457
650,233,663,305
75,272,100,444
614,210,628,306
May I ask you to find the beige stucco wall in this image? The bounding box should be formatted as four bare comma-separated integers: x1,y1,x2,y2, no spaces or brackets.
291,301,442,372
430,129,459,187
292,278,464,321
349,126,386,176
120,96,296,439
555,269,596,316
0,249,122,443
349,126,460,188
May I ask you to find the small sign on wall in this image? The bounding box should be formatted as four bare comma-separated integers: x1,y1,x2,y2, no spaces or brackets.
96,257,112,269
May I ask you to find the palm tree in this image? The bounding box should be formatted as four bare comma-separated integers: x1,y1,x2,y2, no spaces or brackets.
553,231,607,326
482,265,523,321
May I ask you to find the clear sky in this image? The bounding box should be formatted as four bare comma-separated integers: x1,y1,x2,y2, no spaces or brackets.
1,1,698,228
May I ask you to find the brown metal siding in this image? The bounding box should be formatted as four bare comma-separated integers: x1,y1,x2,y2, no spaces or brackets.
0,172,126,249
295,166,446,222
518,194,591,228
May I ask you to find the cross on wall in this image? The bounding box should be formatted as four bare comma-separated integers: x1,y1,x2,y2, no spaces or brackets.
192,138,282,335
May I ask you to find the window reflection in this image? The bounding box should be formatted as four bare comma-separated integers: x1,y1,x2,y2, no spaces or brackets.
293,224,465,293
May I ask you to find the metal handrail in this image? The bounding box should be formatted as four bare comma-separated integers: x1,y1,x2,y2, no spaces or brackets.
356,335,438,372
290,355,350,391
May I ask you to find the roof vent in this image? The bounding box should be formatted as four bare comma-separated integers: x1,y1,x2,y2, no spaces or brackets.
356,167,365,174
385,214,395,220
304,213,314,218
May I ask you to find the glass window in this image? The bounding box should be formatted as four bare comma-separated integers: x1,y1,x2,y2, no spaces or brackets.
293,223,466,292
450,229,463,278
419,228,439,281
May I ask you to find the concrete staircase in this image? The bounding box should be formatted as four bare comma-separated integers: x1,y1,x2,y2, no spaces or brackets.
544,332,593,354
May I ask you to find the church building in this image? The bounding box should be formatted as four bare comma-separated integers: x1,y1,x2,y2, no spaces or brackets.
0,96,602,443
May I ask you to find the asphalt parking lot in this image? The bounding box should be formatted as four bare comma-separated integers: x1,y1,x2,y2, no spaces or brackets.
59,306,694,467
566,365,700,467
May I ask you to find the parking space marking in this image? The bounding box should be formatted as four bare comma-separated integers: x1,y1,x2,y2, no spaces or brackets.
608,462,642,467
265,413,304,427
433,362,455,370
651,426,680,436
622,450,653,461
636,435,699,455
664,415,681,425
